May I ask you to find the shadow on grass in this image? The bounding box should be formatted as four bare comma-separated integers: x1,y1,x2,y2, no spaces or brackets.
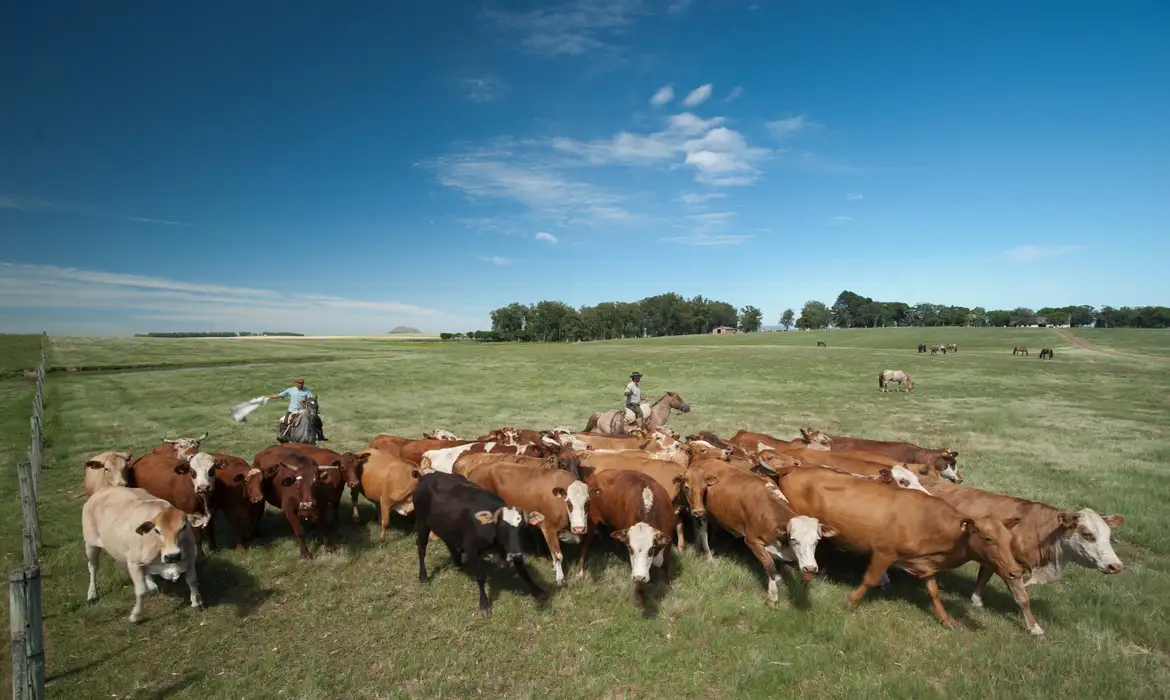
138,671,204,699
193,556,274,618
47,643,133,683
572,523,683,619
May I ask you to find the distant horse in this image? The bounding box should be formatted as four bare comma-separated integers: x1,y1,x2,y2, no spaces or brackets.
1013,346,1029,356
946,343,958,353
278,396,321,445
817,340,827,347
879,370,914,392
930,344,946,356
918,343,927,353
1039,348,1054,360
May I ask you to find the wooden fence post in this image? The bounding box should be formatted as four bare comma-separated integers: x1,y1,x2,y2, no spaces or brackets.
15,461,40,568
9,567,45,700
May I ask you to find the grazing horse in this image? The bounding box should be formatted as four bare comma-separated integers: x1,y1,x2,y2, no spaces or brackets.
1013,346,1029,356
946,343,958,353
878,370,914,393
930,344,945,356
278,396,321,445
1039,348,1054,360
918,343,927,353
816,340,827,347
584,392,691,436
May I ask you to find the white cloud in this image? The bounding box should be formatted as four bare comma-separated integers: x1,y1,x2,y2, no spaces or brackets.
650,85,674,106
677,192,727,206
127,216,191,227
766,116,809,140
725,86,743,102
847,193,864,200
0,262,484,334
461,75,509,103
480,256,512,265
485,0,646,57
662,233,751,246
1001,245,1084,263
681,83,713,107
535,232,558,243
662,210,752,246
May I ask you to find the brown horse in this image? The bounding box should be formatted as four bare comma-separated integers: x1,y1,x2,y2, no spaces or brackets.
1039,348,1054,360
878,370,914,393
583,392,691,436
1013,346,1029,356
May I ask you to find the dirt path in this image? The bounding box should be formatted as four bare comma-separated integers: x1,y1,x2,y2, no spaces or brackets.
1051,328,1170,364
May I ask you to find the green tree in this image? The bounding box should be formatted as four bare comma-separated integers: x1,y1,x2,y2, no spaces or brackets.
987,309,1012,327
796,300,831,329
739,305,763,332
779,308,795,330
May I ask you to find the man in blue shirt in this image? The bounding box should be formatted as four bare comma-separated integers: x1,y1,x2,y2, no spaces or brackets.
267,378,327,441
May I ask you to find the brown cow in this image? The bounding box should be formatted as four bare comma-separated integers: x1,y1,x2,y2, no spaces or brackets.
399,439,475,465
815,431,962,483
761,447,947,483
368,434,411,456
453,453,580,479
579,470,676,606
776,466,1025,628
205,454,265,552
464,463,590,586
148,433,207,461
918,476,1125,636
352,449,422,542
726,429,795,454
84,450,133,496
420,441,550,473
254,449,324,559
553,432,653,452
682,458,832,602
575,452,687,552
281,443,369,524
130,452,222,560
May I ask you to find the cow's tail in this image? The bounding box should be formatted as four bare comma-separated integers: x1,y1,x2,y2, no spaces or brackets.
583,413,599,433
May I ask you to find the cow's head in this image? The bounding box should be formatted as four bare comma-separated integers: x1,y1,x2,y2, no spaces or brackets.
276,464,320,520
1057,510,1125,574
611,522,671,583
780,516,835,582
798,428,832,451
238,467,265,503
423,429,461,441
754,450,802,477
684,442,732,462
963,516,1027,582
889,465,931,494
160,433,207,461
135,505,189,564
175,452,220,494
678,471,719,518
85,450,133,490
338,452,368,489
928,449,962,483
474,506,542,562
554,481,590,535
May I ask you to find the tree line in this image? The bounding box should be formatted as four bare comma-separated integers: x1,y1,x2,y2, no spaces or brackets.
454,290,1169,342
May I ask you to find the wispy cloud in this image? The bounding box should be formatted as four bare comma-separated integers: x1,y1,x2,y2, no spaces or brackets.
677,192,727,206
847,193,864,200
461,75,509,103
766,116,812,140
829,215,853,225
485,0,647,57
535,232,558,243
1001,244,1084,263
127,216,192,227
0,194,58,212
650,84,674,107
662,232,752,246
724,86,743,103
0,262,483,334
480,255,512,265
668,0,696,13
681,83,713,107
662,210,752,246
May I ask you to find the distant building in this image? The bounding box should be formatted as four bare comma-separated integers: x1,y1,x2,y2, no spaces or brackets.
712,326,738,335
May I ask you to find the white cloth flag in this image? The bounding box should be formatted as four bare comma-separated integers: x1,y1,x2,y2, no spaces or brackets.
230,396,269,422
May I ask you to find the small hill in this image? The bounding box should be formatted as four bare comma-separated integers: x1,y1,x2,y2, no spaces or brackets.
387,326,422,334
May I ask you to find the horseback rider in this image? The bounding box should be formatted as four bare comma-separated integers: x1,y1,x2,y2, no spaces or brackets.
624,372,645,428
267,377,328,441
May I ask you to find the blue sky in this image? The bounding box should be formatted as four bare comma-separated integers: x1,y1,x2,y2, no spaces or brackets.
2,1,1167,334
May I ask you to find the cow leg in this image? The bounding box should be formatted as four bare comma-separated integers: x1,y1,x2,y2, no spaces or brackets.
193,524,207,561
675,517,685,554
512,557,545,599
541,526,566,586
696,517,713,560
924,576,959,629
746,539,781,603
205,511,218,551
144,574,159,593
317,500,334,551
351,488,362,523
85,544,101,603
416,525,431,583
1005,576,1044,636
282,504,312,560
446,543,464,569
185,563,203,610
126,564,149,623
970,563,995,608
471,556,492,617
846,551,895,609
575,529,593,580
378,496,393,543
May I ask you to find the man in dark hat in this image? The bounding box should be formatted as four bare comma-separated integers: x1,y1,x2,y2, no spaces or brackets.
624,372,645,428
267,377,328,441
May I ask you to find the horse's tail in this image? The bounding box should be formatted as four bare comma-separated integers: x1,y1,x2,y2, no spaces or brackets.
878,372,885,389
583,413,599,433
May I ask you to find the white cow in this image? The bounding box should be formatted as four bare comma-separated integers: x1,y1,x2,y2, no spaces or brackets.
82,486,202,622
84,450,133,496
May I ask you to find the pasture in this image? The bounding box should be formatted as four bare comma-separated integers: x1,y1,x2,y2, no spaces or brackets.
2,327,1169,699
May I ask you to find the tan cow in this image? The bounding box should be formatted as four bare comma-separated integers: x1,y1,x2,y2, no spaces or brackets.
368,434,410,456
84,450,133,496
464,463,590,585
82,486,202,623
352,449,422,542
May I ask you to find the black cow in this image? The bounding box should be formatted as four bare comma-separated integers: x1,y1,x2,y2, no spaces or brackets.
413,470,545,616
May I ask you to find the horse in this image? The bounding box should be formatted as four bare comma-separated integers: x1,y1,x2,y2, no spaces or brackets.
278,396,321,445
878,370,914,393
583,392,691,436
930,344,945,356
1013,346,1029,356
1039,348,1054,360
816,340,827,347
918,343,927,353
946,343,958,353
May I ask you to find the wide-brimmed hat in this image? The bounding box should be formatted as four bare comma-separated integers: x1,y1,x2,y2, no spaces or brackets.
630,372,642,379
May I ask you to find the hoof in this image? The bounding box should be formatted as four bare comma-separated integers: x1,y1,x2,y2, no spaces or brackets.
1028,624,1046,637
477,608,492,618
970,594,984,608
87,596,98,605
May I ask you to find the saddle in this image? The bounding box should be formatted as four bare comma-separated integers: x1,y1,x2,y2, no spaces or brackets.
623,404,648,426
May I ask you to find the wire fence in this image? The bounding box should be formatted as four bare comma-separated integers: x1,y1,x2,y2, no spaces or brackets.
11,331,47,700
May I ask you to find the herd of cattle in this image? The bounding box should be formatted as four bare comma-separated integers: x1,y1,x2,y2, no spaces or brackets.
80,423,1125,635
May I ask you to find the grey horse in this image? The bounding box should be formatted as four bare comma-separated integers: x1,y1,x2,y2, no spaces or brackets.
278,396,321,445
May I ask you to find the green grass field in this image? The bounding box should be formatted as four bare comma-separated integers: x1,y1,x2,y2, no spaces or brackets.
3,328,1169,699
